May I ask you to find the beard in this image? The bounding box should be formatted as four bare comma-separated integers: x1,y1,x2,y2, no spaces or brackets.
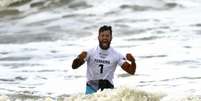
99,41,111,50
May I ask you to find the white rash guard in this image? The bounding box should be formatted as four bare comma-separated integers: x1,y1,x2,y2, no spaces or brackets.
85,46,126,85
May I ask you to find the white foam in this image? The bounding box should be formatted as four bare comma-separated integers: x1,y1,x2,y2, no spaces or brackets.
0,88,201,101
0,95,10,101
64,87,161,101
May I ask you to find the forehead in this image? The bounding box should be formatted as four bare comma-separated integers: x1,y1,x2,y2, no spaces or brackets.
99,30,111,35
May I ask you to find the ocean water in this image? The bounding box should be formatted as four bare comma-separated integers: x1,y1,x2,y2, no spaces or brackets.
1,0,201,101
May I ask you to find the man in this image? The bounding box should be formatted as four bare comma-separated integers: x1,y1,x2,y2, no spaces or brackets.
72,25,136,94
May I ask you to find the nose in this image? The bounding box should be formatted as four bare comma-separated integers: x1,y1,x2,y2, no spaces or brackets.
102,35,107,40
102,35,109,40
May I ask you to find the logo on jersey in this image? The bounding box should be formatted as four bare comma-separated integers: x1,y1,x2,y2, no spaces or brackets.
94,59,110,64
99,52,108,59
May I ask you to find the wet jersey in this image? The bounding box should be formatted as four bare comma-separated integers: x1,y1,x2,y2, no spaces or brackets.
85,46,126,84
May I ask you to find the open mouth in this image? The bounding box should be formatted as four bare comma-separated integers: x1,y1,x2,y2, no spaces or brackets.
102,41,108,46
101,42,110,49
102,40,108,43
99,39,110,49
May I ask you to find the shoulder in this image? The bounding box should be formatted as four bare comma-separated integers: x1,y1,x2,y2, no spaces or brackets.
87,46,98,55
109,47,123,57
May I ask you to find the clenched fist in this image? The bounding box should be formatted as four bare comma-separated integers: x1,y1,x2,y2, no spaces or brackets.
126,53,135,62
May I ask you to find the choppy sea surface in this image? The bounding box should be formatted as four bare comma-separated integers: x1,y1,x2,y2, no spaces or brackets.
1,0,201,101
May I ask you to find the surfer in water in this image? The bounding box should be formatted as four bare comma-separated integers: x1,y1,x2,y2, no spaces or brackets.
72,25,136,94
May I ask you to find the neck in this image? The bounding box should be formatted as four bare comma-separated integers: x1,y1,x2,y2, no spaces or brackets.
99,44,110,50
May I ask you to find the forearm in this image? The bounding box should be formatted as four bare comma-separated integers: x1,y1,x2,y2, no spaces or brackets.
130,60,136,75
122,53,137,75
121,61,136,75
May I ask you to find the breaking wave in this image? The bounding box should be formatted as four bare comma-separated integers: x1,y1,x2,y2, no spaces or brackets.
0,87,201,101
65,87,162,101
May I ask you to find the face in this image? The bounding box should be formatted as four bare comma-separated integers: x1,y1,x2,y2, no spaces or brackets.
98,30,112,50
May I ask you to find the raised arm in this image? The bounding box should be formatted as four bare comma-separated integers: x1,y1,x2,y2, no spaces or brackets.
121,53,136,75
72,51,87,69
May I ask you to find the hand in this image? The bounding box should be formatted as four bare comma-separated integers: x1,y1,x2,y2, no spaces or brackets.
78,51,87,60
126,53,135,62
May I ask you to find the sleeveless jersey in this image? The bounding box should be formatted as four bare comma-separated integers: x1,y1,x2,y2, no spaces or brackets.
85,46,126,84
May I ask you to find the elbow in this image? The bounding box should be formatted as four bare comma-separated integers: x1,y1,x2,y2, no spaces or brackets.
72,58,85,69
72,65,78,69
130,63,136,75
129,70,135,75
72,61,80,69
72,59,79,69
129,65,136,75
122,62,136,75
130,72,135,75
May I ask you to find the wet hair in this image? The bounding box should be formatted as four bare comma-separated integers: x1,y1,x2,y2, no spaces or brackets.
99,25,112,35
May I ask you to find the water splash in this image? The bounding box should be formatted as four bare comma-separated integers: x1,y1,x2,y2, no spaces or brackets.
65,87,162,101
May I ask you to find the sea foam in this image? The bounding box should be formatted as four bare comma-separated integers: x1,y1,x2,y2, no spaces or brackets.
64,87,161,101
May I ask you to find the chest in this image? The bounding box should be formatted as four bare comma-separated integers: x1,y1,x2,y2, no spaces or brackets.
89,51,118,66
